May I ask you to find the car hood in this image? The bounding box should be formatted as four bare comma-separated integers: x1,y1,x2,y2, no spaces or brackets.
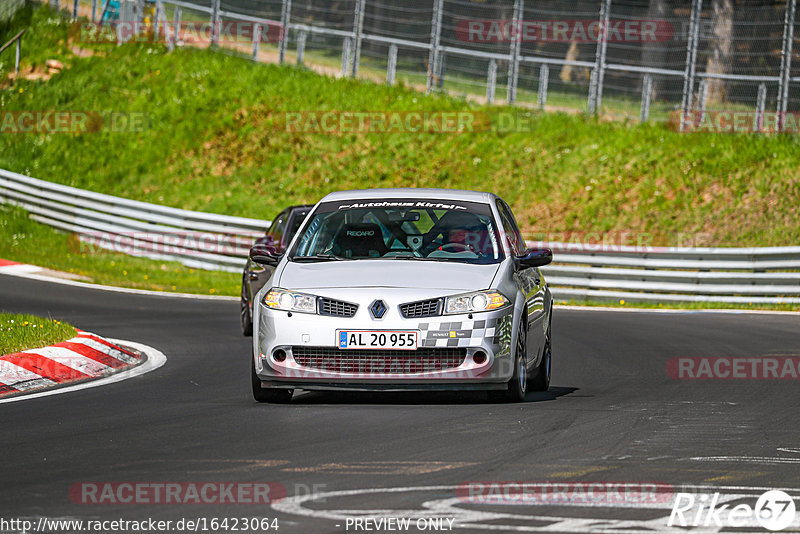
278,260,500,291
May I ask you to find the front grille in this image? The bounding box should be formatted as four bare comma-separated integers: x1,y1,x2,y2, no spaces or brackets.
292,347,466,374
318,298,358,318
400,298,443,318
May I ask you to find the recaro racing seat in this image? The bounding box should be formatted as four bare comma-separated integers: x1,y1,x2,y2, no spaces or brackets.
333,223,388,258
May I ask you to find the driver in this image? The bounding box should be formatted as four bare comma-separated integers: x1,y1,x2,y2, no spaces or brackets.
433,212,489,254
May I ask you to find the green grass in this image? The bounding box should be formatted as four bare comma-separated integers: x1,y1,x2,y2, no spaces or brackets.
1,4,799,307
3,4,798,247
0,205,239,295
0,312,77,355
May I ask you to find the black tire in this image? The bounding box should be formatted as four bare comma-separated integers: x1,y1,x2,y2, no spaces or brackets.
240,277,253,337
489,316,527,403
530,317,552,392
251,357,292,403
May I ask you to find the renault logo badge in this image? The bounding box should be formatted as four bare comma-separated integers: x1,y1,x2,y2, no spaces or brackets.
369,300,387,319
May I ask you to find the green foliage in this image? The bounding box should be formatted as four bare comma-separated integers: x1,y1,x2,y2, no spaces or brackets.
0,205,238,295
1,4,798,306
0,311,76,355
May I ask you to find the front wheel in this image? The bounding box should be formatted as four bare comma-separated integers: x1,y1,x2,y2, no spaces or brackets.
251,358,292,403
530,318,551,392
489,316,527,403
241,277,253,337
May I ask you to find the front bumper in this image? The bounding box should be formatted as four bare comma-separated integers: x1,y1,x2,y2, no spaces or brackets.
254,299,514,390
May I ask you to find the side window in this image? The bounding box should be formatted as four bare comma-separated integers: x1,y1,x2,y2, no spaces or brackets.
285,210,310,246
268,212,288,249
495,200,526,256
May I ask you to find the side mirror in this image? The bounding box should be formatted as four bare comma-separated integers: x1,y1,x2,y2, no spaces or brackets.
515,248,552,269
249,243,281,266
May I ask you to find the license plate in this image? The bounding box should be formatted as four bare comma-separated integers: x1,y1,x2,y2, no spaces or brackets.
337,330,419,350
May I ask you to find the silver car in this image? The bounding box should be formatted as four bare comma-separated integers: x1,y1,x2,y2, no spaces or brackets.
249,188,553,403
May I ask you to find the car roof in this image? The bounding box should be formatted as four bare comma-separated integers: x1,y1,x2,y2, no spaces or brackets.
320,188,497,204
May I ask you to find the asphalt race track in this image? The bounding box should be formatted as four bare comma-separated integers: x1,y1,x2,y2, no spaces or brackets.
2,274,800,533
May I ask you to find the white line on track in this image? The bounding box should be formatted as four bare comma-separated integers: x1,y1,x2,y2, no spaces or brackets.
0,339,166,404
0,266,236,301
271,484,800,533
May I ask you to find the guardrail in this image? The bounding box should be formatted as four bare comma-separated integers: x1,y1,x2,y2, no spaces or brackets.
540,244,800,304
1,169,799,303
0,169,267,272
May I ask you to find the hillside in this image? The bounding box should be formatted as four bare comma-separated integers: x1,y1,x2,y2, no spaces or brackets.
3,5,800,248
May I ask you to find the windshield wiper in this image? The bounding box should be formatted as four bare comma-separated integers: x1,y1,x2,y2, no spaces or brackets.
385,254,456,262
291,254,350,262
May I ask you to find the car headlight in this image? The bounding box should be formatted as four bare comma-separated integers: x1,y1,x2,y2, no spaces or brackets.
263,288,317,313
444,290,509,315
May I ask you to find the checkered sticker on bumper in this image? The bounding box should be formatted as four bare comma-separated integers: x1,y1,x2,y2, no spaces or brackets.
418,315,512,348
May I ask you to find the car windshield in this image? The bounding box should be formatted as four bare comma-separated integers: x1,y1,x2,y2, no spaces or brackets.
289,199,505,264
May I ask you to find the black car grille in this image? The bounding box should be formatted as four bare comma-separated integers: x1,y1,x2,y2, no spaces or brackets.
318,298,358,318
292,347,466,374
400,298,443,318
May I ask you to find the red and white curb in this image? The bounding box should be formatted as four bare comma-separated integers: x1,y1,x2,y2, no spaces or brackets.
0,329,148,399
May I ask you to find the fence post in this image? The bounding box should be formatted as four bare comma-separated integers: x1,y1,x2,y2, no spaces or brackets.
537,64,549,109
387,43,397,85
778,0,796,131
755,82,767,132
15,36,21,76
341,37,352,76
437,53,446,89
165,8,174,51
154,0,162,40
506,0,523,104
680,0,702,132
252,23,261,61
486,59,497,104
278,0,291,64
91,0,98,22
351,0,366,76
117,0,135,44
296,30,306,65
588,0,611,114
640,74,652,122
427,0,443,92
210,0,220,46
173,6,181,47
696,78,708,123
72,0,78,19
